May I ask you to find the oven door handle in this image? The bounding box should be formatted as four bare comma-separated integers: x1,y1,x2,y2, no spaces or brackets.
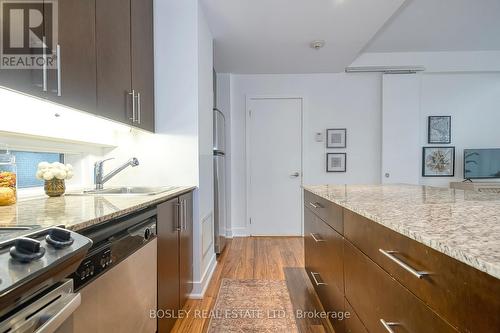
35,292,81,333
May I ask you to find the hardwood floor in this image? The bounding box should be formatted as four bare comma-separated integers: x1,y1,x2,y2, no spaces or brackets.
171,236,333,333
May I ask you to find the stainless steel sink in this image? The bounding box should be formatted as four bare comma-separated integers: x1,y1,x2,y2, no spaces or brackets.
68,186,180,196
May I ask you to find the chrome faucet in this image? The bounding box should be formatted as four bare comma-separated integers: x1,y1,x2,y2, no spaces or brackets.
94,157,140,190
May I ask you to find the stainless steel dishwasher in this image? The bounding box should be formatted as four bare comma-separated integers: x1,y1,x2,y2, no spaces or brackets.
56,208,158,333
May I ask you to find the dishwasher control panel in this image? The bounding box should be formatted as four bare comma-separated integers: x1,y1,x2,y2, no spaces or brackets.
72,247,112,290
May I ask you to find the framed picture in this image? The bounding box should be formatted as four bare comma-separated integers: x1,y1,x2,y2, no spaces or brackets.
428,116,451,144
326,128,347,148
422,146,455,177
327,153,346,173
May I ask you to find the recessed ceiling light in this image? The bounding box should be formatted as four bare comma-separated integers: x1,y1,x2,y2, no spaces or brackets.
310,40,325,50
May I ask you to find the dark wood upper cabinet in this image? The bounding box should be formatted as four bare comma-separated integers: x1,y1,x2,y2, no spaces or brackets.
95,0,155,131
1,0,155,132
46,0,97,112
95,0,132,124
131,0,155,132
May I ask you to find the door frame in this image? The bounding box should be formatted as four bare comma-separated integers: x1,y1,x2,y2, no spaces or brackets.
245,95,305,236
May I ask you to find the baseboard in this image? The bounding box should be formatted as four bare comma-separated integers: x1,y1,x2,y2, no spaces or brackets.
230,227,248,237
189,252,218,299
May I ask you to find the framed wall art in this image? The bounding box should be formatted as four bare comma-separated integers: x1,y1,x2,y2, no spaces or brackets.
327,153,346,173
428,116,451,144
326,128,346,148
422,146,455,177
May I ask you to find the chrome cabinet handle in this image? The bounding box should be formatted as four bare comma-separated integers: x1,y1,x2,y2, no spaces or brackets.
310,233,325,243
128,90,136,122
290,172,300,178
174,202,182,231
137,92,141,124
379,249,429,279
42,36,47,92
308,202,323,209
310,272,327,286
56,44,61,96
380,319,399,333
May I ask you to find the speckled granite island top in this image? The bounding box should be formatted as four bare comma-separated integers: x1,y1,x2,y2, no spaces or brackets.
303,184,500,280
0,186,196,232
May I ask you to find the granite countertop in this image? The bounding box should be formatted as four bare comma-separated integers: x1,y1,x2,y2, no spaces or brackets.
0,186,196,232
303,184,500,280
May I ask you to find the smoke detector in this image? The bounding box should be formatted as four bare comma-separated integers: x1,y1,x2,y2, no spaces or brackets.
310,40,325,50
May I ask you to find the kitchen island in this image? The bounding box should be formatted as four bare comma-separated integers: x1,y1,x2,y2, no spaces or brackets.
303,184,500,333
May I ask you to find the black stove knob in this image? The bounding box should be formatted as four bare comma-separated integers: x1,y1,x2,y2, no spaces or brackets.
46,228,74,249
10,237,46,263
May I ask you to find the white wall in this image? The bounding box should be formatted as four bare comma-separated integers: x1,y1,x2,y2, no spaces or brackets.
229,73,382,235
196,6,215,288
418,73,500,186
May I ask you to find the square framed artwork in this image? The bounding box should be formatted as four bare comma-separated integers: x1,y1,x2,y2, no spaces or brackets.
422,146,455,177
428,116,451,144
326,128,347,148
327,153,346,173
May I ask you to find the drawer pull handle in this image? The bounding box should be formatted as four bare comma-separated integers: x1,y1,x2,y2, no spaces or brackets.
310,272,328,286
309,202,323,209
380,319,399,333
310,233,325,243
379,249,429,279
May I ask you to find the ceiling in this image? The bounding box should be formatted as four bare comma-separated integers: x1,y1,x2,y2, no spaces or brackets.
365,0,500,53
201,0,406,74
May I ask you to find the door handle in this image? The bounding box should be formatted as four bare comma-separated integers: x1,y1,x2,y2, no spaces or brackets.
310,233,325,243
290,172,300,178
136,92,141,124
56,44,61,96
42,36,47,92
379,249,429,279
380,319,400,333
310,272,327,286
128,90,136,122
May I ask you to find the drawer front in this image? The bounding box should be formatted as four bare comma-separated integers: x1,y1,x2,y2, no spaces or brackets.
344,240,457,333
304,207,320,275
344,209,500,333
305,206,345,333
344,298,368,333
304,190,343,234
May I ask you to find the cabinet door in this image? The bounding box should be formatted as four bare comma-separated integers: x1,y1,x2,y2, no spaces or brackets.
0,1,45,96
45,0,96,112
157,198,180,333
131,0,155,132
179,192,193,307
95,0,132,124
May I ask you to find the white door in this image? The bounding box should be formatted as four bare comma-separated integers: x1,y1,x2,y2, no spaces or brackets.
248,98,302,236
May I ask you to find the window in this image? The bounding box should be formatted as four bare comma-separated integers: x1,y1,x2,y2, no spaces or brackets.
13,151,65,188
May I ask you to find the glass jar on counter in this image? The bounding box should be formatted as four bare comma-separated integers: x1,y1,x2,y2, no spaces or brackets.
0,144,17,206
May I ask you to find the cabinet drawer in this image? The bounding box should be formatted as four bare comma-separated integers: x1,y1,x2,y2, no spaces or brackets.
344,209,500,333
344,240,457,333
344,298,368,333
305,207,345,333
304,190,343,234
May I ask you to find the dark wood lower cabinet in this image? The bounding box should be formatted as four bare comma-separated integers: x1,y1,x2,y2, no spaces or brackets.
304,189,499,333
344,298,368,333
304,206,345,333
157,191,193,333
179,192,193,307
344,240,457,333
